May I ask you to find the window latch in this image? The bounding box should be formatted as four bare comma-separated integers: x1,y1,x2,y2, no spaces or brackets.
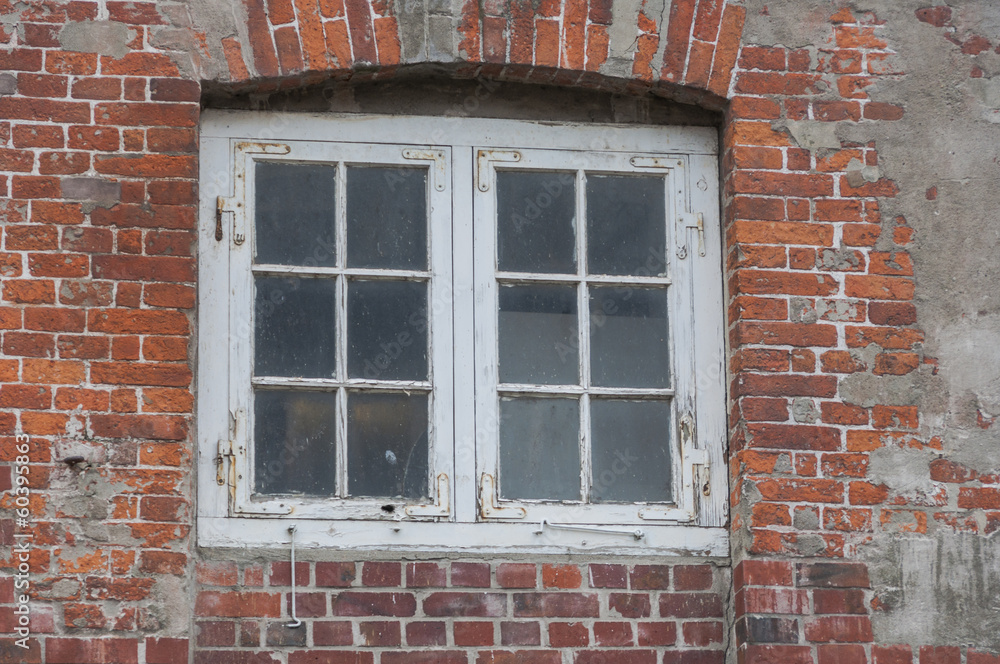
678,212,706,259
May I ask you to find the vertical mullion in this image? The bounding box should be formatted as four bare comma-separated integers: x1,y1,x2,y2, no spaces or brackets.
336,161,349,498
576,167,592,502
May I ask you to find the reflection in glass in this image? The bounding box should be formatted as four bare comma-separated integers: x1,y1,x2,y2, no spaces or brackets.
586,174,666,276
254,389,337,495
589,286,670,388
347,280,428,381
499,397,580,500
255,162,337,266
591,399,672,502
347,166,428,270
255,276,337,379
499,284,578,385
497,171,576,273
347,391,429,499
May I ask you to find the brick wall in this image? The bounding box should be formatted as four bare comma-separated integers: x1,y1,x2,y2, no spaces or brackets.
193,560,726,662
1,0,998,663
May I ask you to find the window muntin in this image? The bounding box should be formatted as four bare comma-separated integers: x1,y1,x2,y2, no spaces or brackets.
473,149,693,525
226,141,454,519
199,112,726,553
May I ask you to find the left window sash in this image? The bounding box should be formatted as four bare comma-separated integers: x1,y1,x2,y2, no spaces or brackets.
225,140,454,520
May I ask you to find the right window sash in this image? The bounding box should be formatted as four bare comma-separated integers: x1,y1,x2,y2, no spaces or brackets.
474,147,705,525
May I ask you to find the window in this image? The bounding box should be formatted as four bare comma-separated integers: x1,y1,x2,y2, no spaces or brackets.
199,111,727,554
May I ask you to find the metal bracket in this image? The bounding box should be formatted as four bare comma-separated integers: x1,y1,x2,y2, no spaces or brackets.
478,474,526,519
678,212,706,259
534,519,644,540
216,196,240,243
629,156,684,169
404,473,451,518
216,438,234,486
402,149,447,191
477,149,521,192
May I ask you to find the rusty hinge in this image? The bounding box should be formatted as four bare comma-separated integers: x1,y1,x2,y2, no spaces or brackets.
216,437,234,486
477,149,522,192
216,196,241,244
404,473,451,518
478,473,526,519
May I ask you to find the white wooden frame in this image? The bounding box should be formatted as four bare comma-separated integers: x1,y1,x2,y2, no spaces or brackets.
198,110,727,555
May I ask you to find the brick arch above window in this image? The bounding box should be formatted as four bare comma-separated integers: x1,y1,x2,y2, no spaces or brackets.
207,0,746,105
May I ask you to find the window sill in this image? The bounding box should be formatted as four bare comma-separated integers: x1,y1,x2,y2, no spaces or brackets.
197,516,729,556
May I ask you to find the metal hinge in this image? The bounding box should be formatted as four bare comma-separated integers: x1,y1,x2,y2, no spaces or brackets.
216,438,234,486
478,474,526,519
477,149,522,192
216,196,240,243
402,149,447,191
678,212,706,259
405,473,451,518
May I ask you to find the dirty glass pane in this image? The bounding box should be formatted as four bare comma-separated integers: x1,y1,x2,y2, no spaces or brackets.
587,174,666,276
499,284,578,385
591,399,672,502
589,286,670,388
254,389,337,495
255,276,337,379
347,279,428,381
347,166,427,270
497,170,577,274
499,397,580,501
255,162,337,267
347,391,429,499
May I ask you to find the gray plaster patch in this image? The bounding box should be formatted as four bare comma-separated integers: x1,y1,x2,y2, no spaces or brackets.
845,157,881,187
0,73,16,95
792,398,819,423
868,446,933,494
793,507,820,530
59,20,132,59
61,177,122,211
867,533,1000,649
781,120,842,151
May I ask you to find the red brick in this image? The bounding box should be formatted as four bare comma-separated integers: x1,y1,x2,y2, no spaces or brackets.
659,593,724,618
683,621,723,646
313,621,353,646
332,592,417,617
497,563,536,588
195,591,281,618
576,652,656,664
406,621,446,646
316,562,356,587
451,562,490,587
608,592,650,618
756,478,844,503
542,564,581,589
630,565,671,590
454,621,494,646
637,621,677,646
593,621,632,646
197,561,238,586
512,592,598,618
404,562,445,588
796,562,870,588
500,620,541,646
804,616,873,643
362,562,401,586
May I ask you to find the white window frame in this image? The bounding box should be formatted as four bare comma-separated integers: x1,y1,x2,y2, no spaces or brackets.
198,110,727,555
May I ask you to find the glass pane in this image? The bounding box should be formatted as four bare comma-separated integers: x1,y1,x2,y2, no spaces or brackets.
499,397,580,501
347,391,429,499
347,280,428,381
586,174,666,276
589,286,670,388
347,166,427,270
255,276,337,379
499,284,578,385
255,162,337,267
254,390,337,495
591,399,672,502
497,171,576,273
